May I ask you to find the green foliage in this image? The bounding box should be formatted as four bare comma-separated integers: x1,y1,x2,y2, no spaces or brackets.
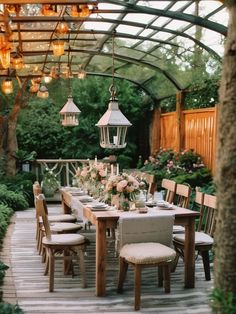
0,204,13,243
41,167,60,197
159,78,219,113
17,77,151,168
0,184,29,211
13,149,37,163
0,303,23,314
1,173,36,207
210,288,236,314
0,262,9,284
140,148,212,190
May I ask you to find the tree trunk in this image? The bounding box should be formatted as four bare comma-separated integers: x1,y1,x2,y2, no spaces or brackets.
0,79,27,176
214,1,236,296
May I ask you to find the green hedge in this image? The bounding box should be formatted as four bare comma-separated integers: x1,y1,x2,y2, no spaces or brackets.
0,185,29,212
0,204,13,243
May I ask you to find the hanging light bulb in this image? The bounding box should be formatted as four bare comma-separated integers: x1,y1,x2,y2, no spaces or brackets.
80,4,90,17
37,85,49,98
70,5,82,17
30,83,40,93
42,72,52,84
78,66,86,79
50,66,59,79
59,95,81,126
1,78,13,94
11,50,24,70
0,47,11,69
41,4,56,16
96,31,132,149
55,22,69,35
52,40,65,56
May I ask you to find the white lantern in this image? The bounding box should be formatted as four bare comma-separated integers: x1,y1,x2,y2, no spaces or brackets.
96,94,132,149
59,96,81,127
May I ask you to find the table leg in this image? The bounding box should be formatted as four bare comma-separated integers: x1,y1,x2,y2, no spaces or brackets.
184,217,195,288
96,219,107,296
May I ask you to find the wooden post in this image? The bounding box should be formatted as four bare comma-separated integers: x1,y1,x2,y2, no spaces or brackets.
150,106,161,156
176,91,185,152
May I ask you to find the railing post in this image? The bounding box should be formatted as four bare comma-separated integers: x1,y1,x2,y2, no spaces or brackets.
176,91,185,152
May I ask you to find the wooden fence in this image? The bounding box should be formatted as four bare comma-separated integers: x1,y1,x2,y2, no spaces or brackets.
150,106,217,173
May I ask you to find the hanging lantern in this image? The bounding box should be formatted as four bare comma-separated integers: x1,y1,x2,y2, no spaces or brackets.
0,47,11,69
52,40,65,56
80,5,90,17
55,22,69,35
61,64,70,79
1,78,13,94
96,87,132,149
37,85,49,98
96,31,132,149
50,66,58,79
70,5,82,17
41,4,56,16
59,95,81,126
11,51,24,70
30,83,40,93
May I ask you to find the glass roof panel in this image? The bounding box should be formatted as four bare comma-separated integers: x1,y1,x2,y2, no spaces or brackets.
0,0,229,100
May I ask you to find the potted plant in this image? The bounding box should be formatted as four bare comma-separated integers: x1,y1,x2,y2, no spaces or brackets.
41,167,60,197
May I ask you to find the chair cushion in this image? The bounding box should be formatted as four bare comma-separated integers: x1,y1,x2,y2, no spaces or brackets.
39,214,76,222
173,231,213,245
173,225,185,233
42,233,85,246
120,242,176,265
42,222,82,233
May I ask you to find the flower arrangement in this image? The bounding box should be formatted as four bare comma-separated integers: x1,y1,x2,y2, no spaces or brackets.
105,173,140,201
75,162,107,185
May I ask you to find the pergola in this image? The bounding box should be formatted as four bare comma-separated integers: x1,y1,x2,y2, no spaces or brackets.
0,0,228,102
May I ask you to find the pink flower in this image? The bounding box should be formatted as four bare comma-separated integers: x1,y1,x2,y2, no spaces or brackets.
117,180,128,192
99,170,106,177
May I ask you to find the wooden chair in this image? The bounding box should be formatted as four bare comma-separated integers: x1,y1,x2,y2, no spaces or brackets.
117,215,176,311
161,179,177,204
35,194,87,292
173,191,216,280
33,182,79,254
174,183,192,208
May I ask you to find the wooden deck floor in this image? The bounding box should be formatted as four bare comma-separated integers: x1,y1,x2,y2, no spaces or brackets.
0,205,213,314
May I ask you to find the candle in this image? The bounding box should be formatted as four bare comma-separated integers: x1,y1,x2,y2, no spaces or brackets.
95,155,97,165
113,136,118,145
111,164,114,176
116,163,119,175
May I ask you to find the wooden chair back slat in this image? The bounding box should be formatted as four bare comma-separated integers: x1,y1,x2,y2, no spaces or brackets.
35,194,52,239
174,184,191,208
161,179,176,204
198,194,217,236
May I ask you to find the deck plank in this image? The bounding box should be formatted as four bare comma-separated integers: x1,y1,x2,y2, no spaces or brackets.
1,205,213,313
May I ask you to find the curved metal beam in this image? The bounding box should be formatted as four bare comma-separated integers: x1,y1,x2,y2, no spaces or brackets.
106,0,227,35
11,16,222,61
22,48,183,90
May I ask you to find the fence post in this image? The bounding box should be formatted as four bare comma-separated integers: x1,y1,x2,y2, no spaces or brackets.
176,91,185,152
150,107,161,156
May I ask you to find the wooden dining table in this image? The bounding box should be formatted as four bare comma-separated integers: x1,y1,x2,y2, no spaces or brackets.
61,189,200,297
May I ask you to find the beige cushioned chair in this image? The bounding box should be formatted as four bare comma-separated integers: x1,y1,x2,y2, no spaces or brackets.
117,214,176,311
35,194,87,292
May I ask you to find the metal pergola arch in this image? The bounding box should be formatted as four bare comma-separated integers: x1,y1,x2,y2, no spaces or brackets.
0,0,228,101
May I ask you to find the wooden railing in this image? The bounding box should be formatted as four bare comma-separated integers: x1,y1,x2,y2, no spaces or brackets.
33,159,119,187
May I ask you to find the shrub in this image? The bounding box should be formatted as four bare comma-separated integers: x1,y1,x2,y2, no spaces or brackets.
140,148,212,190
0,185,28,211
1,172,36,207
210,288,236,314
0,204,13,242
0,262,9,285
0,303,23,314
